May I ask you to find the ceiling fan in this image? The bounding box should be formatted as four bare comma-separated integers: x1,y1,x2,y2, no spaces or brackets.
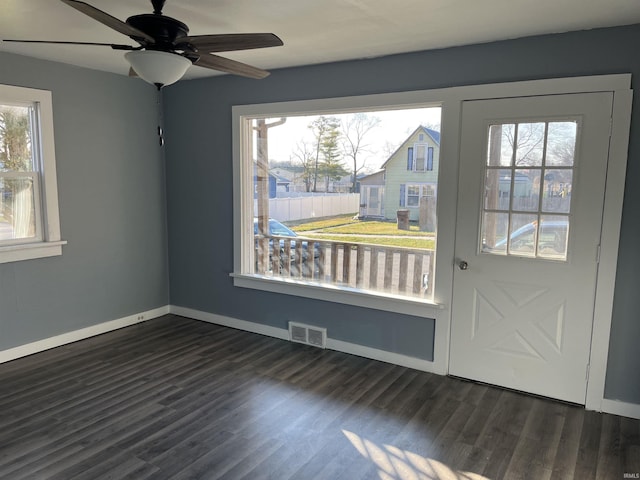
3,0,284,87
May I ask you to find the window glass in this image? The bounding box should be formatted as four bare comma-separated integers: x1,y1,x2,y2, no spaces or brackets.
0,104,39,244
241,107,442,301
415,145,426,171
407,185,421,206
0,84,63,263
481,119,577,261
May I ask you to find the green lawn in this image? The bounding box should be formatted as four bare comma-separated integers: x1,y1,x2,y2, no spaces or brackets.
288,215,357,232
301,233,435,250
290,216,434,236
289,215,435,249
319,221,433,236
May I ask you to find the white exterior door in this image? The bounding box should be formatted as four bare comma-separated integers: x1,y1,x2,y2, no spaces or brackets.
363,186,384,217
450,92,613,404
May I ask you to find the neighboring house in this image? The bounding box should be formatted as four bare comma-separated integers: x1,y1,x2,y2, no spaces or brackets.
269,170,291,194
253,165,278,199
359,170,385,218
360,126,440,221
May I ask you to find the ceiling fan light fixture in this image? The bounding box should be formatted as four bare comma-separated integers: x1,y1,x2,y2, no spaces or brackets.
124,50,191,88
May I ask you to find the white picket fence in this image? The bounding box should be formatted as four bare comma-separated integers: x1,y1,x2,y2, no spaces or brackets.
254,193,359,222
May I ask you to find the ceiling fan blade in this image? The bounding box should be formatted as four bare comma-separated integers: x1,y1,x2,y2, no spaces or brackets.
60,0,155,44
191,53,270,79
3,39,136,50
177,33,283,53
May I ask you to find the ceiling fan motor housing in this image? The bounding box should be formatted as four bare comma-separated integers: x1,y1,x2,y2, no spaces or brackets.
126,14,189,50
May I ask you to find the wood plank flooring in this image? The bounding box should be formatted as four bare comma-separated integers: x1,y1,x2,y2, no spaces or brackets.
0,314,638,479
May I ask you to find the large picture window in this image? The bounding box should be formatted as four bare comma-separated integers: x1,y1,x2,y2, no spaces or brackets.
234,101,441,309
0,84,64,263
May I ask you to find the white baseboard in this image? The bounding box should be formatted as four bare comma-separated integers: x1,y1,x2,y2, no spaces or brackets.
170,305,290,340
327,338,437,373
601,398,640,420
169,305,437,374
0,305,170,364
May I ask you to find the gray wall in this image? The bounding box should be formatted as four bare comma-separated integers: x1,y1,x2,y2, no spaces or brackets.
0,52,169,350
164,24,640,404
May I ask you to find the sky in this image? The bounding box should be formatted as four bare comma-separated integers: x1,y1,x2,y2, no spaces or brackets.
263,106,442,173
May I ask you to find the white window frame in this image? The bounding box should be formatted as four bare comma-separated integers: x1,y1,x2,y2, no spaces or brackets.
413,143,427,171
0,84,65,263
406,183,437,208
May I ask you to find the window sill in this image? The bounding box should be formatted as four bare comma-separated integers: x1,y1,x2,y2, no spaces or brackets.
0,240,67,264
231,273,444,318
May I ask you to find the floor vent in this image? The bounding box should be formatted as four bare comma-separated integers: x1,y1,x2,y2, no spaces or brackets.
288,322,327,348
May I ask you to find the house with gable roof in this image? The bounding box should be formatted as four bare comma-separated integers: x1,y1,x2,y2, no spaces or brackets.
360,126,440,221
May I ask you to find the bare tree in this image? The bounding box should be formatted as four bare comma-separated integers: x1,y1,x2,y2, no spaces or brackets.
291,141,315,192
341,113,381,192
381,140,400,159
502,123,546,166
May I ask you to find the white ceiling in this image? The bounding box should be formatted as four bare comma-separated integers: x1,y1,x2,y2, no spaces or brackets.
2,0,640,80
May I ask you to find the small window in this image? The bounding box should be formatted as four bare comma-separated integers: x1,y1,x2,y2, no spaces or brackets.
404,183,437,208
407,185,421,206
415,145,426,171
0,84,64,263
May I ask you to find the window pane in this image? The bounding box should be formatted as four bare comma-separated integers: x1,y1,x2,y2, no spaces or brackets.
0,105,34,172
481,211,508,253
546,122,577,166
415,145,425,171
484,168,509,211
245,107,441,301
515,122,545,166
509,214,538,256
538,215,569,260
511,169,541,212
542,169,572,213
422,184,436,196
0,176,36,241
487,124,514,166
480,119,577,262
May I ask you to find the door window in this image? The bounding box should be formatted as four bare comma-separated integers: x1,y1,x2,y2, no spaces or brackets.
481,121,577,260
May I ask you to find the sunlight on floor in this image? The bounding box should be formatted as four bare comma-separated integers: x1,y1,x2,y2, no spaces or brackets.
342,430,490,480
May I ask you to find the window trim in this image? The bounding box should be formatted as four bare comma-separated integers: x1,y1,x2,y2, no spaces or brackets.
414,143,427,171
407,143,435,172
0,84,65,263
233,100,445,317
404,182,437,208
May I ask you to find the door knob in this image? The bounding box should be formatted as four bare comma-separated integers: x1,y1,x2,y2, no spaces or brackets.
458,260,469,270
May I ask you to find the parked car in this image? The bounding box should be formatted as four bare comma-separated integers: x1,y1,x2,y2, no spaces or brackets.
484,219,568,257
253,218,320,274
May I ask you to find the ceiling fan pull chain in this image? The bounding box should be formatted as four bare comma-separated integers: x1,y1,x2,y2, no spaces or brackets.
157,89,165,146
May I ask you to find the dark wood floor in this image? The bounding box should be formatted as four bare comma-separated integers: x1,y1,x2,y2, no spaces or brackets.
0,315,638,479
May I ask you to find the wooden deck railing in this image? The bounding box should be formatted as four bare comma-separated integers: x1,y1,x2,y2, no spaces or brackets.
255,234,435,298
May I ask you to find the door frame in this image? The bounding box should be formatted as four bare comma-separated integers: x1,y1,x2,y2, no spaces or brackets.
434,74,632,412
